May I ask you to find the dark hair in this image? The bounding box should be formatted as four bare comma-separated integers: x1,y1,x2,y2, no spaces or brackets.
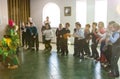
75,22,81,27
65,22,70,27
30,22,33,25
92,22,97,26
86,24,90,28
45,23,51,29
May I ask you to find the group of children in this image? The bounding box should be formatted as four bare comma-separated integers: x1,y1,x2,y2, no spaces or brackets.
25,16,120,78
55,21,120,78
21,17,39,51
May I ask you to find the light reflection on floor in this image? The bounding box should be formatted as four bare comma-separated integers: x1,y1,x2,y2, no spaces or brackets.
94,62,102,79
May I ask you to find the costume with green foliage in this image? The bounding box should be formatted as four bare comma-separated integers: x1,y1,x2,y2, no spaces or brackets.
0,22,19,66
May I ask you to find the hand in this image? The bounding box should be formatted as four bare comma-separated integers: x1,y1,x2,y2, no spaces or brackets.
105,38,109,43
33,36,36,38
60,35,62,38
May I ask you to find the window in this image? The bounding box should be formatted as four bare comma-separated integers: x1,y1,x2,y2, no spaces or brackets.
76,0,87,28
43,3,60,28
95,0,107,27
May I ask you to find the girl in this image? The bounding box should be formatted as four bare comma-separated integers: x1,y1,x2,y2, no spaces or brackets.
43,24,53,52
97,22,106,63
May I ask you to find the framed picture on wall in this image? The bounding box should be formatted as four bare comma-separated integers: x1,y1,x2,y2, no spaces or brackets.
64,6,71,16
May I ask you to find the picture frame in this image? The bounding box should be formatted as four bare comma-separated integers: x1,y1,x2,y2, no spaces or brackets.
64,6,71,16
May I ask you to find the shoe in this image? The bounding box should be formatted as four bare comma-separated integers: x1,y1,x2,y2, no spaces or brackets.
80,56,84,59
108,72,119,77
61,53,65,56
66,53,68,56
36,48,39,51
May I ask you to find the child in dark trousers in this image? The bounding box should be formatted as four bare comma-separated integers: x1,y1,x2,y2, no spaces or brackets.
61,23,71,56
73,22,85,59
108,23,120,77
56,24,63,53
90,22,99,60
26,22,32,49
21,22,26,47
43,24,53,52
73,28,77,56
103,21,115,68
84,24,91,57
30,22,39,51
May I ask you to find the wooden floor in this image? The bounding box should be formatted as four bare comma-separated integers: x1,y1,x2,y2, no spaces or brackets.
0,44,120,79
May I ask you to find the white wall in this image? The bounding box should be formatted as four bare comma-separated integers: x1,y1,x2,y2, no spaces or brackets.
107,0,120,23
30,0,120,43
0,0,8,39
87,0,95,24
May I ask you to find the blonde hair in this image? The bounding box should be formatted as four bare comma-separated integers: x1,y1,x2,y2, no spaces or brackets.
98,21,104,28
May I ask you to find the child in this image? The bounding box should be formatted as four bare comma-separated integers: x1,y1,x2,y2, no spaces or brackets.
73,22,84,59
103,21,115,68
43,24,53,52
61,23,71,56
84,24,91,57
21,22,26,47
90,22,99,59
26,22,32,49
56,24,63,54
30,22,39,51
44,16,51,25
97,22,106,63
109,23,120,77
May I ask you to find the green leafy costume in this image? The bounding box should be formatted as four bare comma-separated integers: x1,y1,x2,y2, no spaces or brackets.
0,24,19,66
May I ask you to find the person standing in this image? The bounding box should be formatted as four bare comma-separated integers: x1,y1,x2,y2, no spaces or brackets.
73,22,85,59
109,23,120,77
61,23,71,56
21,22,26,47
56,24,63,54
44,16,51,25
90,22,99,60
43,24,53,52
26,22,32,49
84,24,91,57
30,22,39,51
41,16,51,44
